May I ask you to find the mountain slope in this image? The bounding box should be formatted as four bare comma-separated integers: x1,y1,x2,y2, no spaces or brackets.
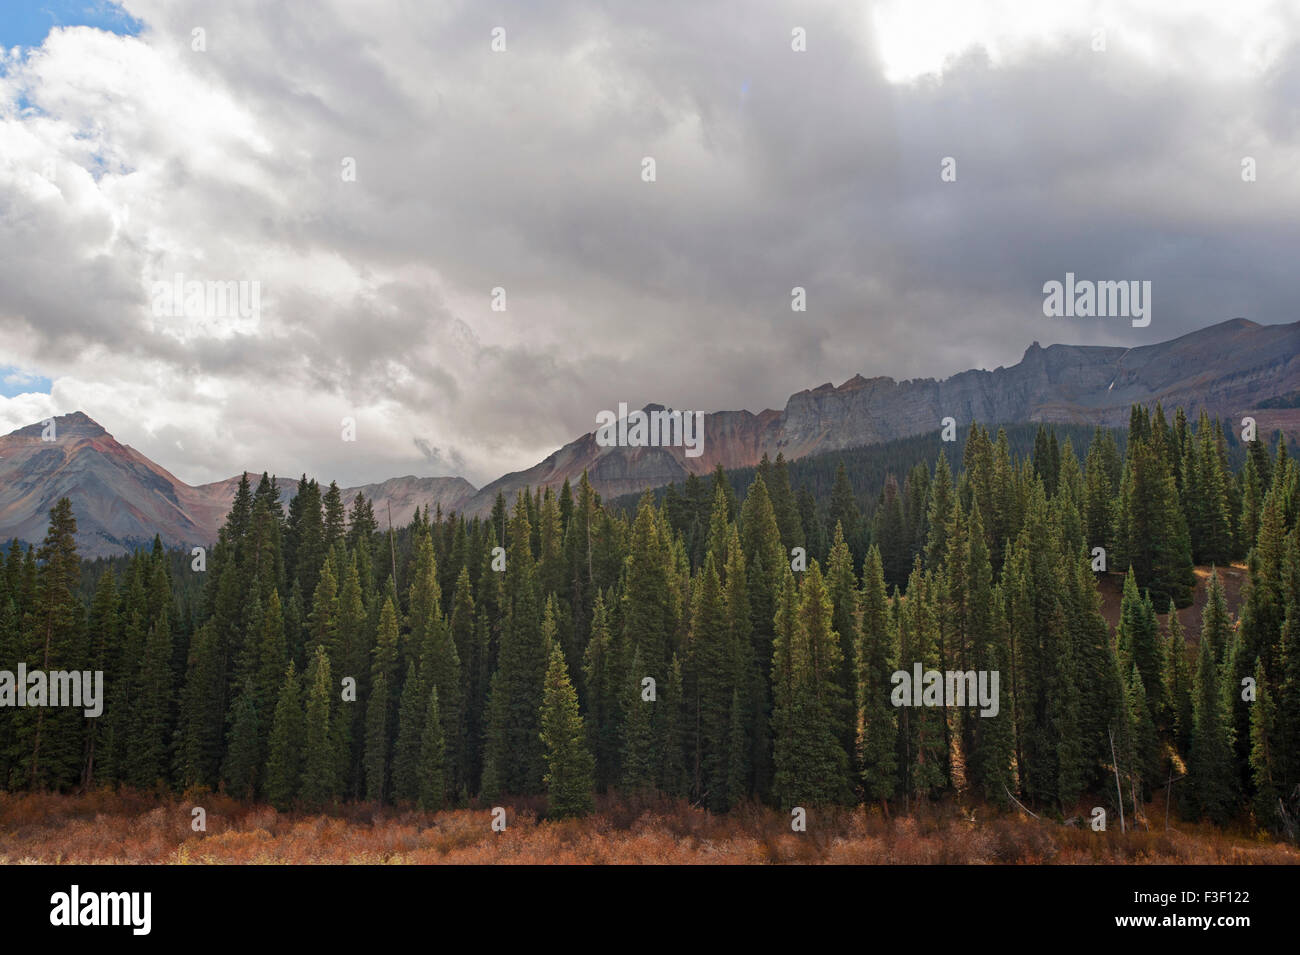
1,318,1295,554
0,413,228,559
0,421,477,559
464,317,1299,512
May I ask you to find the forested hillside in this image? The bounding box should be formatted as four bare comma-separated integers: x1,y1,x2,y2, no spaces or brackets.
2,404,1297,837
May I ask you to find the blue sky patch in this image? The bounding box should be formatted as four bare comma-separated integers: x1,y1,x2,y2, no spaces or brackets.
0,366,53,398
0,2,142,51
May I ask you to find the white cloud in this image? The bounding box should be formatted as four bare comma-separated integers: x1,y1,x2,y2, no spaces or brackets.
0,0,1297,489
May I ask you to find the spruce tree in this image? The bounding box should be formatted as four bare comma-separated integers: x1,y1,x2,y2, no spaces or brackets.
771,564,852,806
222,678,261,799
828,462,861,557
966,503,1014,803
1165,612,1194,757
539,640,595,817
24,498,86,790
686,554,737,810
857,546,897,805
364,597,400,802
173,620,224,790
1127,665,1160,796
621,649,658,795
300,646,339,810
660,655,689,797
125,615,174,789
582,591,622,791
265,661,304,810
874,475,910,591
826,523,859,765
391,662,424,803
622,494,674,680
1249,658,1280,829
1189,612,1236,824
481,495,548,795
82,566,119,787
418,684,447,810
739,473,783,798
1117,570,1165,725
1117,428,1194,610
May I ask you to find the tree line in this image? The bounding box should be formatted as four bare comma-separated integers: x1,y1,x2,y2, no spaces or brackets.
0,404,1296,832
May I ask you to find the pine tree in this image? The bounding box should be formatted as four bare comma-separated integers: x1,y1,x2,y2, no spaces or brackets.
686,554,737,810
222,678,261,799
391,662,424,803
1165,612,1194,757
1189,609,1236,824
364,597,400,802
826,523,859,765
769,453,802,553
582,591,622,791
322,481,346,550
925,452,955,570
857,546,897,804
125,614,174,789
305,560,338,660
539,640,595,817
874,475,910,591
622,494,674,680
720,524,753,797
965,503,1015,803
621,649,657,795
411,559,461,795
897,561,947,803
23,498,86,790
1117,570,1165,725
300,646,339,810
1127,665,1160,796
1117,425,1195,610
771,564,853,806
265,661,304,810
82,566,119,787
449,567,484,790
1084,428,1120,557
1279,563,1300,799
418,685,447,810
739,473,783,798
481,495,548,795
173,620,224,789
828,462,862,556
1249,658,1280,829
660,655,689,797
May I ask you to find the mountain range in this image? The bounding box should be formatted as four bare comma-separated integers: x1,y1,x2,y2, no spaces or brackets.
2,317,1296,557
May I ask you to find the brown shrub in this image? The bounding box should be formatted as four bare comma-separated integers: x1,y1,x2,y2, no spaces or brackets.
1,790,1297,864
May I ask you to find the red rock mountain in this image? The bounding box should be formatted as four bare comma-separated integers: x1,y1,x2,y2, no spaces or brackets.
1,318,1296,556
0,419,475,558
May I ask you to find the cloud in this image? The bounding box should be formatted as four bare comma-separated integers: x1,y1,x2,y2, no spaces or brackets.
0,0,1297,487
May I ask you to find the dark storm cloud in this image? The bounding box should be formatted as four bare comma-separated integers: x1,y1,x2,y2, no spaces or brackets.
0,0,1296,485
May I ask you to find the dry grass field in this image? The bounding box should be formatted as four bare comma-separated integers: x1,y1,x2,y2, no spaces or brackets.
1,789,1296,865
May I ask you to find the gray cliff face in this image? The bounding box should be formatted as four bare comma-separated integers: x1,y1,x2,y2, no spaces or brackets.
466,318,1297,514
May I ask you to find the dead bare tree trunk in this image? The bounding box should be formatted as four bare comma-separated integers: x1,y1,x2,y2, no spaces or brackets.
1108,725,1126,834
1170,769,1180,831
1003,783,1039,819
388,502,397,588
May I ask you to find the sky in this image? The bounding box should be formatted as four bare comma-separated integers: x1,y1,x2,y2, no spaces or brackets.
0,0,1297,488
